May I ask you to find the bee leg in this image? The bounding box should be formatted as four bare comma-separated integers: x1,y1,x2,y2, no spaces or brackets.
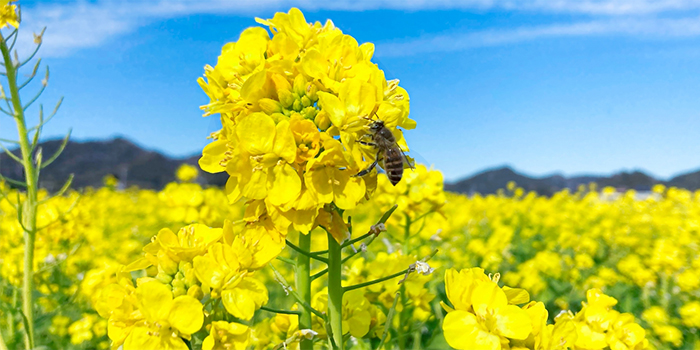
354,152,382,177
357,140,377,147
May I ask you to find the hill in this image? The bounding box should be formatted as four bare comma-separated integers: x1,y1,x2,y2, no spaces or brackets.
0,137,227,191
445,166,690,196
3,137,700,195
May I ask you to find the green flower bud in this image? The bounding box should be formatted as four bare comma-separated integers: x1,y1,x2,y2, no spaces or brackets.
187,285,204,300
270,112,289,124
306,82,318,101
314,110,331,131
292,99,303,112
301,95,311,108
293,74,306,96
302,106,318,120
278,90,295,109
259,98,283,114
157,250,178,276
172,285,186,297
155,271,173,284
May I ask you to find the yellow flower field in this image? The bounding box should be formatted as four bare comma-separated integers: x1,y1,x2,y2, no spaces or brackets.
1,165,696,349
0,4,695,350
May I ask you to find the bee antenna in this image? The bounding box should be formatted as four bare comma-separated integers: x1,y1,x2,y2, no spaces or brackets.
365,104,380,120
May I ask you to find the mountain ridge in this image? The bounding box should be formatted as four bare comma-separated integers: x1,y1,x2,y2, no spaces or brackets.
0,137,227,191
1,137,698,194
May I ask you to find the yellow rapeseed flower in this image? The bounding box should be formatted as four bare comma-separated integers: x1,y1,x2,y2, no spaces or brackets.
122,280,204,350
442,268,532,349
197,8,414,242
202,321,250,350
176,164,199,182
0,1,19,29
193,243,268,320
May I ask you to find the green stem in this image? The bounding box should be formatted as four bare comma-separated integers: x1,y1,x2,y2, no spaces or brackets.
259,306,302,316
312,235,379,281
0,330,8,350
295,233,313,350
411,325,422,350
398,285,408,349
1,31,38,350
403,213,411,254
286,239,328,263
343,268,410,292
314,204,398,255
8,288,16,343
327,231,344,350
269,264,325,320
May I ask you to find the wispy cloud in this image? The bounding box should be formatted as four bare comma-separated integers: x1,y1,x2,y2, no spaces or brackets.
13,0,700,57
377,15,700,56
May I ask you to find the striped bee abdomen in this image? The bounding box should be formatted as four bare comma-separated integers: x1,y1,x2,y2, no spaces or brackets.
385,146,404,186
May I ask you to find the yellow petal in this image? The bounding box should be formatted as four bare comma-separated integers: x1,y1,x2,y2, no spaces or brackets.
267,163,302,206
305,166,334,204
471,281,507,316
300,49,326,80
240,70,270,104
125,258,152,272
136,281,172,322
503,286,530,305
123,326,163,350
359,42,375,60
222,289,255,320
348,310,371,338
273,120,297,163
221,277,268,320
199,139,228,173
236,112,276,155
443,310,498,350
156,228,178,249
225,175,242,203
317,91,346,128
339,79,376,117
331,168,365,210
242,169,268,199
495,304,532,340
168,295,204,335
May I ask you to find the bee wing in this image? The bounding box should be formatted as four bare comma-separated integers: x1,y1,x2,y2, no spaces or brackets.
396,144,416,170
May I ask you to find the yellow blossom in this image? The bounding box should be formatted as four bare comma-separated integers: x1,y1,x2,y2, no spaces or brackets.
122,280,204,350
202,321,250,350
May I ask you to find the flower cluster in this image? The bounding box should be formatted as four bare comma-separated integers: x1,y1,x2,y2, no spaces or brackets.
442,267,647,350
198,8,415,242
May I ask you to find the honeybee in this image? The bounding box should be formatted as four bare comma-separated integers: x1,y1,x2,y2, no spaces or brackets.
355,118,412,186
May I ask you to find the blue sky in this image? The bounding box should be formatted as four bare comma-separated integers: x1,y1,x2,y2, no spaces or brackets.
2,0,700,182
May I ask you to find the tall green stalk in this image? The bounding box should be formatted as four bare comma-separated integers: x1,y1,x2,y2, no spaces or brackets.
327,232,344,350
0,31,38,350
398,213,412,349
295,233,312,350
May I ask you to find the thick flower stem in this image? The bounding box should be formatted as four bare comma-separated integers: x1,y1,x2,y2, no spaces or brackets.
327,231,344,350
0,32,37,350
295,233,313,350
399,213,412,349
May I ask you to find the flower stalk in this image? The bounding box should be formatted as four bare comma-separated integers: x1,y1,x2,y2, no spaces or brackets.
0,29,38,350
326,231,344,350
295,233,313,350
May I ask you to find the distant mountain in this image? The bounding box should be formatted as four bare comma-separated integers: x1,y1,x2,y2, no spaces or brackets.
445,166,697,196
3,137,700,195
0,137,227,191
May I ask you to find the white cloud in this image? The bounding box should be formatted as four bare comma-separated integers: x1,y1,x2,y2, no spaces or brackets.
377,15,700,56
12,0,700,57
